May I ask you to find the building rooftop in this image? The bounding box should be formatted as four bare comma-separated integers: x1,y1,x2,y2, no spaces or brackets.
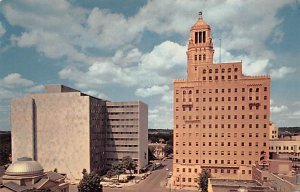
5,157,43,176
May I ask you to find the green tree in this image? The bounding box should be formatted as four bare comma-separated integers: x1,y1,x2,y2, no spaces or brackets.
164,144,173,156
78,169,102,192
111,162,125,182
198,169,210,192
106,170,114,179
122,156,137,176
148,147,156,161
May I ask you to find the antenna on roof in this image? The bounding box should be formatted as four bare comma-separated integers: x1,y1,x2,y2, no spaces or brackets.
219,38,222,64
199,11,203,19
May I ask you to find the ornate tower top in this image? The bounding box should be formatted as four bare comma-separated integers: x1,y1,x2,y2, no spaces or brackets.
186,14,214,80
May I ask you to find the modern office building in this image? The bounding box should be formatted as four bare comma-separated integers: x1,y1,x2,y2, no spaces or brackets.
106,101,148,172
11,85,148,182
173,16,270,189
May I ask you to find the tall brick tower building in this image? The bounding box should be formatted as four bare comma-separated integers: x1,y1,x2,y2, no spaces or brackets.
173,16,270,189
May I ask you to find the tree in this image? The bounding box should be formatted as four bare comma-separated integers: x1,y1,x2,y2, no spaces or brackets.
111,162,125,182
164,144,173,156
106,170,114,179
148,148,156,161
198,169,210,192
53,168,58,173
122,156,137,176
78,169,102,192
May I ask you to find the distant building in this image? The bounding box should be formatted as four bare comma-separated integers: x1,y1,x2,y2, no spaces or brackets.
148,143,167,160
0,157,69,192
173,16,270,189
208,178,274,192
106,101,148,172
270,134,300,160
11,85,148,182
269,122,278,140
252,160,300,192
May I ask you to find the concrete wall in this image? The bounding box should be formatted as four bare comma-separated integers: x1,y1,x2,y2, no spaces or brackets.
11,98,35,162
138,101,148,169
11,92,92,181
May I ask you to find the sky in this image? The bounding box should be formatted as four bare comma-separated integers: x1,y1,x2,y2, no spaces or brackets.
0,0,300,131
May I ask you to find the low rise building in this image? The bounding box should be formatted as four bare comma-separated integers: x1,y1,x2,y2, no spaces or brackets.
252,160,300,192
0,157,69,192
208,178,274,192
270,133,300,160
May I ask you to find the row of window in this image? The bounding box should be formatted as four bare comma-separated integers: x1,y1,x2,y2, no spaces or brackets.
177,104,266,112
178,87,268,94
178,114,268,121
109,125,138,128
201,75,238,80
174,156,261,164
109,112,138,115
174,141,267,148
177,97,267,105
106,132,138,134
176,159,255,166
109,118,138,121
176,123,268,129
175,168,251,177
107,105,138,108
175,133,266,143
178,96,267,103
202,68,238,74
106,144,138,147
270,146,300,150
194,54,206,61
106,138,138,141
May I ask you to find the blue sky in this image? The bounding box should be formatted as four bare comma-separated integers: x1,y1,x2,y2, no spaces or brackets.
0,0,299,131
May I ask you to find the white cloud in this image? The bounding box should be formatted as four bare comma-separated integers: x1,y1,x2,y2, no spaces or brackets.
271,105,288,113
0,73,33,88
148,105,173,129
161,90,173,104
84,90,108,100
26,85,44,92
288,110,300,119
0,22,6,37
135,85,169,97
60,41,186,89
140,41,186,72
270,66,296,79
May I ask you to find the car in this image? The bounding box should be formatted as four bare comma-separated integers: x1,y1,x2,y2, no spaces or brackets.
166,168,169,171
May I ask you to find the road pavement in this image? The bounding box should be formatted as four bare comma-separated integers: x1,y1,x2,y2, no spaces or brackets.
104,159,173,192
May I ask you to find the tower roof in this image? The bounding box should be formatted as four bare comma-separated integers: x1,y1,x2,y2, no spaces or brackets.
191,18,210,30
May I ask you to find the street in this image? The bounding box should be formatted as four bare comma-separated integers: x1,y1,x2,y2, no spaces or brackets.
104,158,173,192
